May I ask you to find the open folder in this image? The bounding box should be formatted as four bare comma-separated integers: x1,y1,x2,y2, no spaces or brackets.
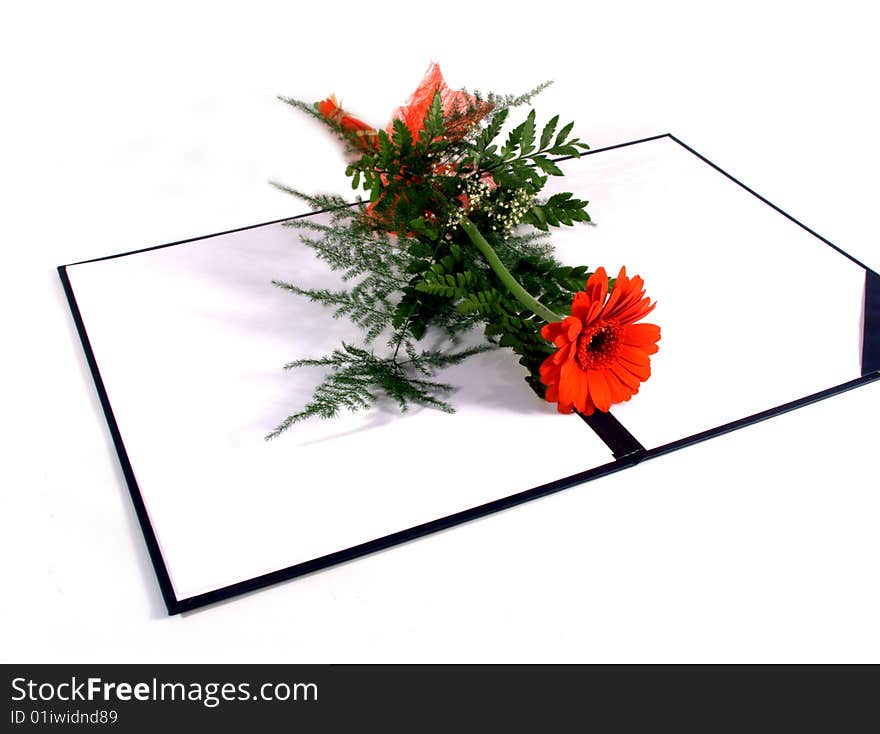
59,134,880,614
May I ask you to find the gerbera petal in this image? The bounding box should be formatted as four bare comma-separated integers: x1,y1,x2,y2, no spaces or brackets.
540,352,562,384
541,321,563,341
559,358,589,414
563,316,583,341
570,292,592,322
585,301,605,326
551,342,572,365
619,363,650,383
617,353,651,381
603,368,631,403
582,391,597,416
608,360,642,390
613,297,656,326
545,384,559,402
587,369,612,412
601,266,630,317
609,362,641,390
585,267,608,306
602,269,655,326
539,366,558,386
623,323,661,354
541,320,574,349
618,344,650,364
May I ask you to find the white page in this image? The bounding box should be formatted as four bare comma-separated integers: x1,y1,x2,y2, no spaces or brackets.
67,218,612,600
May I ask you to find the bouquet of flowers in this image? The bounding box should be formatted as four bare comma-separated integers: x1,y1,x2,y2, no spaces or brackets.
269,64,660,438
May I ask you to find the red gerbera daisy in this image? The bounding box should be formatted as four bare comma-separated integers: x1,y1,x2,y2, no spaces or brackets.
540,266,660,415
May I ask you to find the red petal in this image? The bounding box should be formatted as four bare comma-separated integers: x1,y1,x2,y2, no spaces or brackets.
601,266,630,317
603,368,632,403
609,363,641,390
540,353,561,384
582,391,597,416
623,323,661,354
587,369,612,412
570,291,592,322
559,358,589,414
552,342,572,365
613,297,656,326
541,321,563,341
563,316,583,341
602,268,656,326
617,344,650,364
585,267,608,307
616,351,651,381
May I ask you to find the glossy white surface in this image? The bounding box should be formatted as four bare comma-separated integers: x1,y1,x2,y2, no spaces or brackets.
66,217,612,599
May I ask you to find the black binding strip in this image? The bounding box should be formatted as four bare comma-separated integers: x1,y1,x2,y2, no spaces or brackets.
644,373,880,460
863,269,880,375
58,266,180,614
579,411,646,460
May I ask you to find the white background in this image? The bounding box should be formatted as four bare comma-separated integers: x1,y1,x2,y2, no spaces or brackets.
2,0,879,662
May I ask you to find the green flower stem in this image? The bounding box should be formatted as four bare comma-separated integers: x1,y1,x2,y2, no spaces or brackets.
459,218,562,324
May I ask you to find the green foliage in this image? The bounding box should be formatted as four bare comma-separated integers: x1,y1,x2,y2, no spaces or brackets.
272,282,395,342
524,192,592,232
406,233,591,397
270,80,596,436
269,182,352,214
265,342,493,440
468,80,555,118
462,108,591,199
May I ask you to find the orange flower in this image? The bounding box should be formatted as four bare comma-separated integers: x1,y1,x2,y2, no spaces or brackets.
388,62,492,140
316,94,378,151
540,266,660,415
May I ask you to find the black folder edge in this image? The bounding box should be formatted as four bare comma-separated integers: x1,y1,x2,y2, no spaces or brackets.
58,134,880,615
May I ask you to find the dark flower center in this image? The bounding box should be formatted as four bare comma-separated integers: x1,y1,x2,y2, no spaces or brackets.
576,321,621,369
